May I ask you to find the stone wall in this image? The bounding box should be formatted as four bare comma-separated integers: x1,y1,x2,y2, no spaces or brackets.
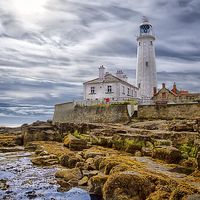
52,102,130,124
138,103,200,119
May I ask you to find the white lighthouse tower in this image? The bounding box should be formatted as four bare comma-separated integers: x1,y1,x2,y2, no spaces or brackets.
136,17,157,100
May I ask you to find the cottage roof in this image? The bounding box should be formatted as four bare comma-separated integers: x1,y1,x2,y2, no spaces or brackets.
83,73,138,89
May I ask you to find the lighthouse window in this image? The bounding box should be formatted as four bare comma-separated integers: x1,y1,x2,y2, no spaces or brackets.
139,42,141,46
150,41,153,45
146,62,148,66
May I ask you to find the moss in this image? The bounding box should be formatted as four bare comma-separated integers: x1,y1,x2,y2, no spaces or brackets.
177,142,198,158
99,138,113,147
113,137,124,150
154,141,171,146
124,139,145,154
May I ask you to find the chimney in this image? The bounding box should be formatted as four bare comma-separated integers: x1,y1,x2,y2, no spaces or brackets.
153,87,157,96
173,82,176,94
162,83,165,89
116,70,123,80
123,75,128,82
99,65,105,82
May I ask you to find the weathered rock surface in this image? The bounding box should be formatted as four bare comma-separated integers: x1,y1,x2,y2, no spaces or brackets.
152,146,182,163
63,134,88,151
22,121,56,144
31,154,59,165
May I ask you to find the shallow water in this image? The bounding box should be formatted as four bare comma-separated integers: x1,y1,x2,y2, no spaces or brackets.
0,150,91,200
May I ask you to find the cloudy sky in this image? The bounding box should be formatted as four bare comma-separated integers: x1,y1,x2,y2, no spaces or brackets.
0,0,200,126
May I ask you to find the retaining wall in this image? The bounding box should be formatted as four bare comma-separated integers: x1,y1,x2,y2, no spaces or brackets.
138,103,200,119
52,102,130,124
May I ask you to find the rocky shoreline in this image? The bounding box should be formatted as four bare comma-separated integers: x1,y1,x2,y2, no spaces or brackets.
1,119,200,199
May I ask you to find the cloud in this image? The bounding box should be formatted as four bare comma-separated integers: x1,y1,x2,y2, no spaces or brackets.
0,0,199,125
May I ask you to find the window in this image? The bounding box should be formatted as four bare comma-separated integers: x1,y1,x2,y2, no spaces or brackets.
128,88,130,95
162,92,166,99
132,90,133,96
135,91,137,97
107,85,112,92
146,62,148,66
139,42,141,46
150,41,153,45
91,87,95,93
123,86,125,93
138,83,140,88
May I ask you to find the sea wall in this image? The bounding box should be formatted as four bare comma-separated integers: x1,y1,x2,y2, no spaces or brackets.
138,103,200,119
52,102,130,124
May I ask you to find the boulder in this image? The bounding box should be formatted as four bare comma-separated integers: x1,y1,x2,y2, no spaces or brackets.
141,147,152,157
83,149,104,160
103,171,153,200
60,152,83,168
64,172,77,182
55,168,82,180
78,176,88,186
152,146,182,163
88,175,109,195
57,180,71,191
22,122,56,144
31,155,58,165
0,135,22,147
63,134,88,151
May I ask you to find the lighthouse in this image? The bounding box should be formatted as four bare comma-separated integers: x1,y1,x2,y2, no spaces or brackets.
136,17,157,100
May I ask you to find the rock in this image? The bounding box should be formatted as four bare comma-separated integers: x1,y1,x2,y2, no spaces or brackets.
82,170,90,177
67,178,79,187
153,139,172,146
31,155,58,165
64,172,77,182
69,168,83,180
141,147,152,157
0,179,9,190
0,146,24,152
60,152,83,168
187,194,200,200
134,150,142,156
0,135,22,147
179,158,197,169
88,175,109,195
194,139,200,149
83,149,104,160
88,170,99,179
63,134,88,151
22,122,56,144
78,176,88,186
55,170,69,178
146,141,153,148
197,152,200,170
25,142,39,151
103,171,153,200
152,146,182,163
57,180,71,190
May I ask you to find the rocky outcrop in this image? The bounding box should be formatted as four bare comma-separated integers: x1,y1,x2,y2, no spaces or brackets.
31,154,59,165
22,121,57,144
152,146,182,163
63,134,88,151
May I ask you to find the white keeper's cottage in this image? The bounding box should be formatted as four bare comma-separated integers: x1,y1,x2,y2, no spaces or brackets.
83,66,138,101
